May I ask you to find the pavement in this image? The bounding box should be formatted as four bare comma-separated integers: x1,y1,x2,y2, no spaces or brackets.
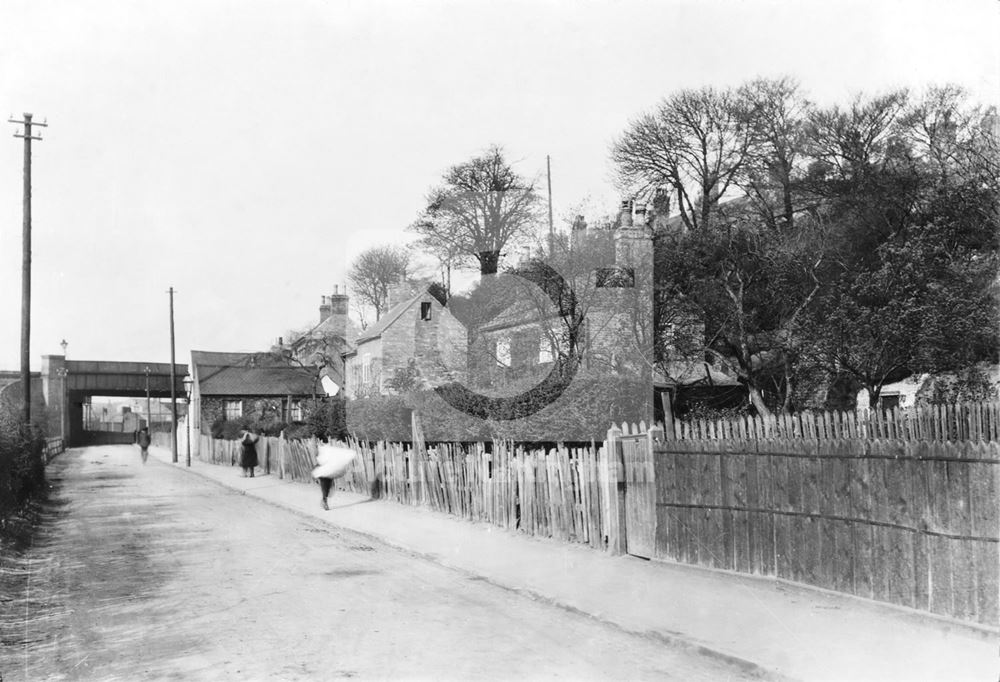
148,446,998,682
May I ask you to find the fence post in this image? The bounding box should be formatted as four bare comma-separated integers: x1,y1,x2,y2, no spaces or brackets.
660,391,676,440
279,430,287,480
411,411,427,507
603,425,627,555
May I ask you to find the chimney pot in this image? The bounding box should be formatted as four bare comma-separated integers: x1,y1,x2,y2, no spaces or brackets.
620,199,634,228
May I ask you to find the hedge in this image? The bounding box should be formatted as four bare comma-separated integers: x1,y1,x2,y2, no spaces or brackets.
346,371,651,443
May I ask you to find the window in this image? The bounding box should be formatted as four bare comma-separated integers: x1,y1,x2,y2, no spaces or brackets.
420,301,432,321
362,353,372,383
879,394,901,411
290,400,303,422
495,338,511,368
224,400,242,420
538,340,554,364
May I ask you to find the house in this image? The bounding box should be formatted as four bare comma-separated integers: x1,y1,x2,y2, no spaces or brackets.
469,199,656,386
856,375,928,411
188,350,318,450
342,284,467,397
857,363,1000,410
277,286,358,395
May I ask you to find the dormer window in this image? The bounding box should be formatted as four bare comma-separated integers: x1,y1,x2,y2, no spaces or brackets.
420,301,432,321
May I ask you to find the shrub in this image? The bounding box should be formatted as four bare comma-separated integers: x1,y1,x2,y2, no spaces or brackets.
0,403,46,528
301,397,347,441
346,394,412,441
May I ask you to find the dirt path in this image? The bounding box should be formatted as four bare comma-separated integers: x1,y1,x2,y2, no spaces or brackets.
1,446,756,681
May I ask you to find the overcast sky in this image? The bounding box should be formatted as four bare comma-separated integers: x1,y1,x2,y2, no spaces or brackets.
1,0,997,370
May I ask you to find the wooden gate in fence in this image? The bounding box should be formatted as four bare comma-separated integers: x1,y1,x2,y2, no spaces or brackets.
611,423,659,559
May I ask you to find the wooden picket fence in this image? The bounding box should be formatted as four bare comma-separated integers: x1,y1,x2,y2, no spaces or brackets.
188,432,610,550
338,439,609,549
667,402,1000,442
192,433,316,482
647,403,1000,626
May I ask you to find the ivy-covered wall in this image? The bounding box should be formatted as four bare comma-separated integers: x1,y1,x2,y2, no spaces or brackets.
199,395,346,441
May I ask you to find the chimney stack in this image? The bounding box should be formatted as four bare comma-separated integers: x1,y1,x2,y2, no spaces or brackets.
386,280,415,310
319,295,332,323
327,284,349,341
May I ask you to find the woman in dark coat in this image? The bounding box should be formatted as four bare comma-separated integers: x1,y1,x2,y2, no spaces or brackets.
239,429,259,477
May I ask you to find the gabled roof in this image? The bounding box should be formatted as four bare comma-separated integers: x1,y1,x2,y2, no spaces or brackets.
355,290,428,344
477,298,556,334
191,350,316,396
291,314,361,351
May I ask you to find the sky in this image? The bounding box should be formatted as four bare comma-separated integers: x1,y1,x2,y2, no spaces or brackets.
0,0,997,370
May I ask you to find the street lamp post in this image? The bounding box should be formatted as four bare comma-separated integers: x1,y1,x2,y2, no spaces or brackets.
56,366,68,441
183,374,193,468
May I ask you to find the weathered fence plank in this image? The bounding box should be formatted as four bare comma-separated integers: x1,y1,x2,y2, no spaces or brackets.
654,403,1000,626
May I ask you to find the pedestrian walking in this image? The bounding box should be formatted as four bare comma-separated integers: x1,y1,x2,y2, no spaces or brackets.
239,429,259,477
312,442,357,510
137,426,151,464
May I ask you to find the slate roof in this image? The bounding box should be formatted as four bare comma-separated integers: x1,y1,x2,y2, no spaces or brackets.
656,361,740,387
191,350,317,396
355,290,428,344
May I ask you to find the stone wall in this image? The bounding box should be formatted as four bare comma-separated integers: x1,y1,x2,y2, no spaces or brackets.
345,337,382,398
381,294,466,390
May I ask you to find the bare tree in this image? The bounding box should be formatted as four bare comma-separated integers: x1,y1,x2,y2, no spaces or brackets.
900,85,1000,191
410,145,541,275
803,90,910,188
347,245,410,322
612,86,756,232
737,77,814,231
409,220,471,299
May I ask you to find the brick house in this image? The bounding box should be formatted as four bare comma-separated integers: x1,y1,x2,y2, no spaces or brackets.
188,350,318,449
342,285,467,397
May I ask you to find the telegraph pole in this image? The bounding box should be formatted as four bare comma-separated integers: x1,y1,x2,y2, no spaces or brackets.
168,287,178,463
9,113,46,426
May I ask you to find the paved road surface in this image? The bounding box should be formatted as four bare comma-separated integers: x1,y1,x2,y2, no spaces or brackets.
1,446,758,681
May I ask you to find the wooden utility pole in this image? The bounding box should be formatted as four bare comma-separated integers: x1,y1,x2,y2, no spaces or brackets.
9,113,46,426
144,366,151,430
546,155,554,257
168,287,178,463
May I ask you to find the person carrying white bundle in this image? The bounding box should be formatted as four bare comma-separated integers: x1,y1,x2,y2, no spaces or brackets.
312,442,357,510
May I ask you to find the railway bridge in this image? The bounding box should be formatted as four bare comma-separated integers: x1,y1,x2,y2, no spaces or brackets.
30,355,189,446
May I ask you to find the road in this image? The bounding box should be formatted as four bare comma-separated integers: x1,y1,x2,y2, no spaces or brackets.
1,445,757,681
